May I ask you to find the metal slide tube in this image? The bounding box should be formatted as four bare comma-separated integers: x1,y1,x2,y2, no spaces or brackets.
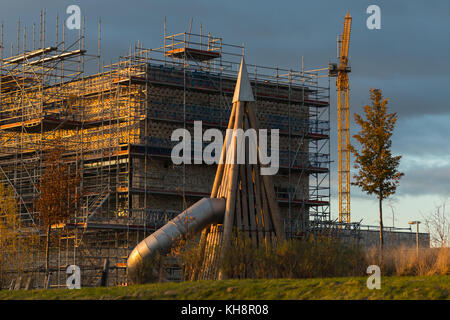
127,197,225,278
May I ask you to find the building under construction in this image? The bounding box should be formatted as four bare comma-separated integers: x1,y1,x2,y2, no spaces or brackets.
0,17,332,288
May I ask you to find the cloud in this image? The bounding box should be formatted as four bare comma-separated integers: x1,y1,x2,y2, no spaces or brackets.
394,115,450,157
396,162,450,197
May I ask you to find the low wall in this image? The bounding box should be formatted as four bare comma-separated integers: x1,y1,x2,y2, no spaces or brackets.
358,229,430,249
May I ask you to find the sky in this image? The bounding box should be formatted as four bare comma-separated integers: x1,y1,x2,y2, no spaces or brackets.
1,0,449,230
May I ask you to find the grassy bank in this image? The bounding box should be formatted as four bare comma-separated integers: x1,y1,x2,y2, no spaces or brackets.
0,276,448,300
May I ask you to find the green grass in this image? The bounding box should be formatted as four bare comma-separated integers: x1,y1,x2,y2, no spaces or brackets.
0,276,448,300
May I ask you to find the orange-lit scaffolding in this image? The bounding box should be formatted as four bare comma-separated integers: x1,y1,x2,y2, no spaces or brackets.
0,15,88,228
0,17,331,288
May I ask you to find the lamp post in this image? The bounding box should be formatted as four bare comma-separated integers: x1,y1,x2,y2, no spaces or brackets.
408,221,421,258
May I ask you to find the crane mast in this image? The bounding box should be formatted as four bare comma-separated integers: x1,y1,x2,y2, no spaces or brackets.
333,12,352,223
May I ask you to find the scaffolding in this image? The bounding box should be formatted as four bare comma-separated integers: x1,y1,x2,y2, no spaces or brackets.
0,17,331,288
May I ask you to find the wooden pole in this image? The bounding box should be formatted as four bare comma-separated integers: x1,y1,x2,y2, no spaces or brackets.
246,160,257,247
236,184,243,229
239,164,250,235
210,104,236,198
252,163,264,245
24,276,32,290
246,104,285,241
219,101,244,279
14,276,22,290
209,225,222,279
199,104,237,277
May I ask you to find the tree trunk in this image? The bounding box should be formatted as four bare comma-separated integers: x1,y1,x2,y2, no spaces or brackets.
379,196,384,258
45,225,50,283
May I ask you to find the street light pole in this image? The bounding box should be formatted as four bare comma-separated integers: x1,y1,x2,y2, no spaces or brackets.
408,221,421,258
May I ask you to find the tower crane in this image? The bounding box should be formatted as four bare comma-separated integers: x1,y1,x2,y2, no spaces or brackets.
330,12,352,223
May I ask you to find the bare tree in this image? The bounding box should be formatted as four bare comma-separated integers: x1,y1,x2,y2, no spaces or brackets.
423,199,449,247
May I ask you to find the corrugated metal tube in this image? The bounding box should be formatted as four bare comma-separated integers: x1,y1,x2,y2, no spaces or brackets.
127,197,225,280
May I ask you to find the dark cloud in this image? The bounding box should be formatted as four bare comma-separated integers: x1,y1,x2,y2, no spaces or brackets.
394,115,450,157
396,163,450,196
